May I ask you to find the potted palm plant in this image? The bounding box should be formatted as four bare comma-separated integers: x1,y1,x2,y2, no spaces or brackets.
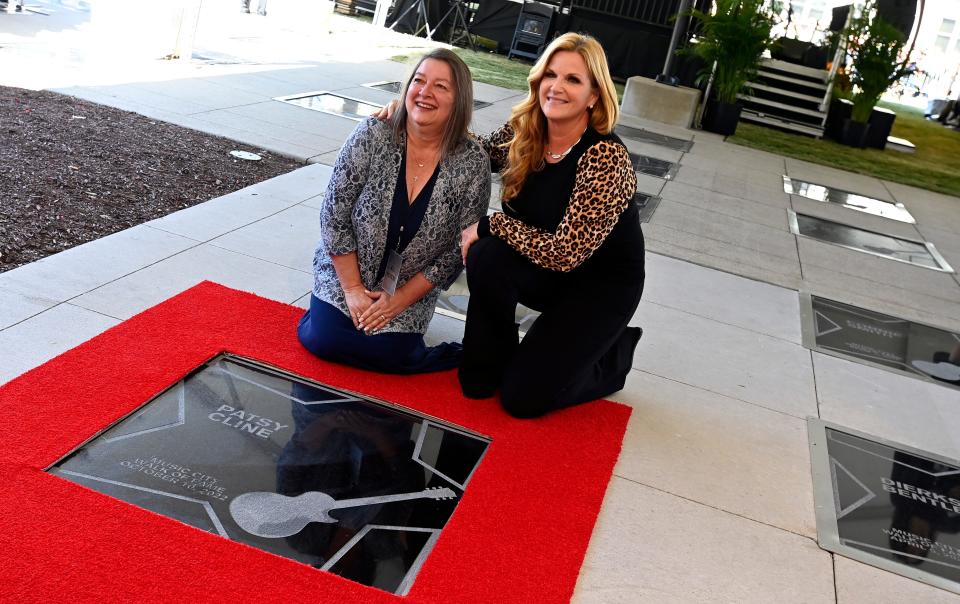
684,0,779,135
842,4,913,148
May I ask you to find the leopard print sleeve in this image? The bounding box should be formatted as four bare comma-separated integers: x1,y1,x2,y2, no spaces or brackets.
474,123,514,172
487,140,637,272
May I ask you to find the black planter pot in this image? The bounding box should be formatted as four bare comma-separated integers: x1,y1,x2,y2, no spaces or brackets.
703,99,743,136
840,118,871,148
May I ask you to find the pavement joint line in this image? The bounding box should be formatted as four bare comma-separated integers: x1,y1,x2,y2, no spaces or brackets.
646,222,801,263
626,368,813,422
641,299,802,346
206,241,313,274
830,554,840,603
65,301,123,322
790,196,807,281
186,189,325,241
185,100,272,116
810,348,824,421
612,474,819,544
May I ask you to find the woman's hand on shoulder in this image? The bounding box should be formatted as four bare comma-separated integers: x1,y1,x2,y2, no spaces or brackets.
343,285,375,329
371,99,400,121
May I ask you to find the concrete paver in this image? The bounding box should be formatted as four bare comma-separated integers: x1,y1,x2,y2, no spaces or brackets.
70,242,311,320
573,476,835,603
644,253,802,343
612,370,817,537
662,183,790,230
814,352,960,460
0,303,120,385
630,300,818,418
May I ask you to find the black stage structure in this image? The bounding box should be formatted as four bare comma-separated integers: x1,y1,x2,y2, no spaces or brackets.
389,0,711,83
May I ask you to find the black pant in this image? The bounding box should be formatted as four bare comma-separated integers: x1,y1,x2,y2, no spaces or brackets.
458,237,644,418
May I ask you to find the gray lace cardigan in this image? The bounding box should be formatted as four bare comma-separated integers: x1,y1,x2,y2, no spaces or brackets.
312,118,491,334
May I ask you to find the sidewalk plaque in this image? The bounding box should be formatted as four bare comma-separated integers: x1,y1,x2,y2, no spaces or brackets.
788,210,953,272
634,191,661,223
783,176,915,224
629,152,678,180
274,92,383,121
809,419,960,594
800,293,960,390
47,355,489,595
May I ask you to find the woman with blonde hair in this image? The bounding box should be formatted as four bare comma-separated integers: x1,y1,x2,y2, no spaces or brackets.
458,32,645,418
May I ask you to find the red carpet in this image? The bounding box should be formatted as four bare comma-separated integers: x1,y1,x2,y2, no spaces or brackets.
0,282,631,603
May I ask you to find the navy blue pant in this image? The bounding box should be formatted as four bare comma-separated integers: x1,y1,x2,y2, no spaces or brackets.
298,295,461,374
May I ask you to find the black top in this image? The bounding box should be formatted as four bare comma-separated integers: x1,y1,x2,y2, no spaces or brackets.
481,127,644,280
374,149,439,285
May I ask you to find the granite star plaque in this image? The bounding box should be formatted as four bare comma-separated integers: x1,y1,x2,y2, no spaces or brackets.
809,419,960,594
800,293,960,391
48,355,489,595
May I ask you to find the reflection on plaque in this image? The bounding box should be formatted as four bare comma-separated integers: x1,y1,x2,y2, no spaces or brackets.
615,124,693,152
809,419,960,595
436,271,540,334
362,81,492,110
783,176,916,224
629,152,678,180
634,192,661,224
274,92,383,121
788,210,953,272
47,355,489,595
800,294,960,391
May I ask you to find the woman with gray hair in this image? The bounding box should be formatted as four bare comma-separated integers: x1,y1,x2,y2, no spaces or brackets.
298,49,490,373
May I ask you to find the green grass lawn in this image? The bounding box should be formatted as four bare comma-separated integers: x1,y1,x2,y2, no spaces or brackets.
391,47,626,100
728,103,960,198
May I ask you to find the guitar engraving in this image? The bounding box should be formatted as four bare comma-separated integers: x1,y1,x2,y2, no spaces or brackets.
230,486,458,538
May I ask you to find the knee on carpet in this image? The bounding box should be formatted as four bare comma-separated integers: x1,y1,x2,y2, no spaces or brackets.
499,378,559,419
296,317,338,360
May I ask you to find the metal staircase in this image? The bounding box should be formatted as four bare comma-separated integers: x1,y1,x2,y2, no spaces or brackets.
738,58,831,137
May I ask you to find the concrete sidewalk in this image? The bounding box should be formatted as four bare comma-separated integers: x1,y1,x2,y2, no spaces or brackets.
3,3,960,602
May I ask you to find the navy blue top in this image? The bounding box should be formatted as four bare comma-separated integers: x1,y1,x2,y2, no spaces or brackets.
375,148,440,285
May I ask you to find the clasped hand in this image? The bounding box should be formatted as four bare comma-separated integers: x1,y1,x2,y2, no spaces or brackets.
345,286,403,334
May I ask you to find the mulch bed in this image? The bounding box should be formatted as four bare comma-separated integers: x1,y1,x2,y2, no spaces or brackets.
0,85,302,272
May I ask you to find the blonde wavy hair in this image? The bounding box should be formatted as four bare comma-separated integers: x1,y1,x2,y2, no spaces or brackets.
500,33,619,202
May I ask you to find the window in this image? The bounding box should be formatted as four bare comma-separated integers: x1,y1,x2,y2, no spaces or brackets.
935,35,950,52
939,18,955,34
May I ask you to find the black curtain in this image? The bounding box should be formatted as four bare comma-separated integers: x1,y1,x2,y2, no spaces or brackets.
470,0,524,53
387,0,452,39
